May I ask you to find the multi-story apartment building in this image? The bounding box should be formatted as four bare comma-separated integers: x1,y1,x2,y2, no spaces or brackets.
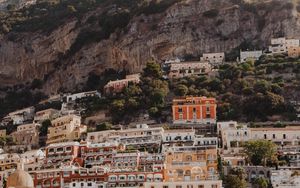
104,74,140,94
162,129,195,143
139,152,164,172
111,151,140,171
31,167,107,188
11,123,40,147
200,52,225,64
0,153,20,171
172,96,217,124
270,169,300,188
168,61,211,78
219,121,300,153
47,115,87,144
193,135,218,148
45,142,82,168
107,171,163,188
34,108,59,123
63,90,101,103
87,124,163,150
81,142,120,168
288,46,300,58
269,37,299,54
144,180,222,188
2,106,35,125
240,50,263,63
164,145,219,182
21,149,45,172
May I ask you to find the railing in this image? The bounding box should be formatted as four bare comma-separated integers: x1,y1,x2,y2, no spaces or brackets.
171,161,206,166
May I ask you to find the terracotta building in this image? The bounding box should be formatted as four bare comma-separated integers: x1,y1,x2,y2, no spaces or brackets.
104,74,140,94
288,46,300,58
172,96,217,124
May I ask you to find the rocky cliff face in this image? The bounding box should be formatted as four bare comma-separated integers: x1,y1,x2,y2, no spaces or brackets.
0,0,299,95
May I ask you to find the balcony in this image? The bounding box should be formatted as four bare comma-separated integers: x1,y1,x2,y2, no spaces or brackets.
171,161,206,166
83,151,114,157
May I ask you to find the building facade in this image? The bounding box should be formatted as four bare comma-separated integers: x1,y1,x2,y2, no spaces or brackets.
240,50,263,63
200,52,225,64
34,109,59,123
172,97,217,124
11,123,40,147
164,145,219,182
104,74,140,94
168,61,211,78
288,46,300,58
47,115,87,144
269,38,300,54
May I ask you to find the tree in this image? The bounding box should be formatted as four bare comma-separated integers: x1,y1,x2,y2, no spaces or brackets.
175,84,188,96
253,177,268,188
110,99,126,122
223,168,247,188
254,80,271,94
40,119,51,136
142,61,162,78
243,140,277,166
148,106,160,118
96,122,112,131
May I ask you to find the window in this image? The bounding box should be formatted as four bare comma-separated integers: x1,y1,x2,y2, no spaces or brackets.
178,108,183,113
88,183,92,186
273,134,276,139
264,134,267,139
163,186,168,188
193,108,196,112
186,155,192,161
73,183,76,187
206,106,210,112
198,186,204,188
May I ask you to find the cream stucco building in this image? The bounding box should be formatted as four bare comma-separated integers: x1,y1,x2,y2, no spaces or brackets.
47,115,87,144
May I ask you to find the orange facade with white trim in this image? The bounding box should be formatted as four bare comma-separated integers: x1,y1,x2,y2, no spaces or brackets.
172,97,217,124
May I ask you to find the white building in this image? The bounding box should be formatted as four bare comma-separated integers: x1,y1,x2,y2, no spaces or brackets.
269,38,300,54
64,90,101,103
3,106,35,125
240,50,263,63
144,180,222,188
21,149,45,172
162,129,195,143
87,124,163,149
218,121,300,154
193,135,218,148
168,61,212,78
68,181,106,188
271,169,300,188
200,52,225,64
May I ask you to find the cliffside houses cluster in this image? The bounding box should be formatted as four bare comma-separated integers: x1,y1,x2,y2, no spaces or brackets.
162,37,300,79
0,95,223,188
1,37,300,188
1,93,300,187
